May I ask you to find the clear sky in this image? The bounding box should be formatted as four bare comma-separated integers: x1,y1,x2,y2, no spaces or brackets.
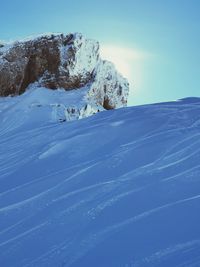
0,0,199,105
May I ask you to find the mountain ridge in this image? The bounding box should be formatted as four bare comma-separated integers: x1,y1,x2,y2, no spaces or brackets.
0,33,129,121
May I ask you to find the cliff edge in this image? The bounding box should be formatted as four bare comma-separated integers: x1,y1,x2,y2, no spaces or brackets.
0,33,129,121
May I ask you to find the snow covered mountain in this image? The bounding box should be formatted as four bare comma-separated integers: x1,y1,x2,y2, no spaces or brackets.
0,96,200,267
0,33,129,121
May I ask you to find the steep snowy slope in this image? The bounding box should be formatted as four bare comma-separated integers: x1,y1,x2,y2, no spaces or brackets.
0,96,200,267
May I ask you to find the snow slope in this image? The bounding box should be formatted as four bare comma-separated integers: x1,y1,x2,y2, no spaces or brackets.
0,96,200,267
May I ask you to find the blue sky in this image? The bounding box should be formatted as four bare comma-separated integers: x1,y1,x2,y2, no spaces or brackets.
1,0,199,105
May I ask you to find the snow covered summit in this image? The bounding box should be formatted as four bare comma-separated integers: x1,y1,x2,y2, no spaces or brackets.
0,33,129,121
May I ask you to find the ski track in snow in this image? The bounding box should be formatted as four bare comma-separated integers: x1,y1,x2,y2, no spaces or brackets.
133,239,200,267
0,97,200,266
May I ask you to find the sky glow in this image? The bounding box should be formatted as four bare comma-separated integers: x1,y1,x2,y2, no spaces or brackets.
0,0,199,105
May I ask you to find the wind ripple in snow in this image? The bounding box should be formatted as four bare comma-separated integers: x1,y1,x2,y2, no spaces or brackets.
0,97,200,267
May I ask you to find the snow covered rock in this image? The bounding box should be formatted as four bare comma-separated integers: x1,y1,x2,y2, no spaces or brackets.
0,33,129,120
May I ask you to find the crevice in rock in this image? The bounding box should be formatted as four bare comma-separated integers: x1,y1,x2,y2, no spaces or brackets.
20,55,37,93
103,97,114,110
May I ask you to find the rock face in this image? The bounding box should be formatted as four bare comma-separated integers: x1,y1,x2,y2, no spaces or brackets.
0,33,129,120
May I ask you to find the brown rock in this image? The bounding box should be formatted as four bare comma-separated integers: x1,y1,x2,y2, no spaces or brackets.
0,33,129,112
0,34,95,96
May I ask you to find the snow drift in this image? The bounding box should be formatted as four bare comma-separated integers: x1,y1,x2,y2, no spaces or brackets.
0,96,200,267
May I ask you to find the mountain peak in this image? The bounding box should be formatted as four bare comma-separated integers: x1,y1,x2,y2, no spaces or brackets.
0,33,129,121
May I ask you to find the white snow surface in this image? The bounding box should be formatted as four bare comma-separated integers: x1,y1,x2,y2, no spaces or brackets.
0,97,200,267
0,83,105,124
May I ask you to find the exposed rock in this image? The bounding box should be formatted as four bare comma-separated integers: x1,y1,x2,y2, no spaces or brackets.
0,33,129,120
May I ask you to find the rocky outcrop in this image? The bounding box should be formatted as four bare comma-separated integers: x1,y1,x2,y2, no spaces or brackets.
0,33,129,120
